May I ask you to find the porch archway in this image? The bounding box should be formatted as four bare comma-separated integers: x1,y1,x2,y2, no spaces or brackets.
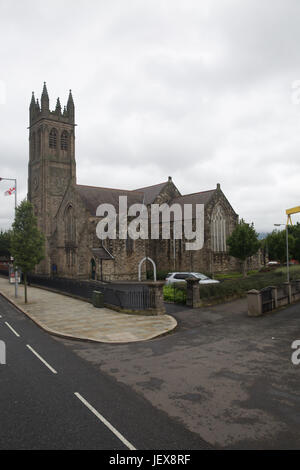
138,257,157,281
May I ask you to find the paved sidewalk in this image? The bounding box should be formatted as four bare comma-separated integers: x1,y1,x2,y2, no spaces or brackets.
0,277,177,343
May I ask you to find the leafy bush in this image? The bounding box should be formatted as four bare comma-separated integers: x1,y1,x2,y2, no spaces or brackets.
199,266,300,301
163,284,186,303
147,270,170,281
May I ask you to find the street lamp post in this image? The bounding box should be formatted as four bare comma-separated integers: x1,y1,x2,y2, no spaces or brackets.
0,177,17,297
0,177,17,210
286,225,290,283
274,223,289,283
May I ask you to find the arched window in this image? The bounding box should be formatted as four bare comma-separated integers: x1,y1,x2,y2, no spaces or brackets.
65,205,76,243
61,130,68,151
49,128,57,148
211,206,227,252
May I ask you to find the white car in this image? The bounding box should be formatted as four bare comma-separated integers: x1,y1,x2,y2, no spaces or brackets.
165,272,220,285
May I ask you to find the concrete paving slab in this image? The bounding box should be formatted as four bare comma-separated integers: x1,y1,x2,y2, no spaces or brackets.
0,277,177,343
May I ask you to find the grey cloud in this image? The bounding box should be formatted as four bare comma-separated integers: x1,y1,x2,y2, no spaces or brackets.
1,0,300,232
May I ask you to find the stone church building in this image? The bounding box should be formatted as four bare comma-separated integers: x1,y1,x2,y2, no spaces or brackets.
28,84,256,281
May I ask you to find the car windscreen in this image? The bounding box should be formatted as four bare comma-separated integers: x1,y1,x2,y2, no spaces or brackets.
194,273,209,280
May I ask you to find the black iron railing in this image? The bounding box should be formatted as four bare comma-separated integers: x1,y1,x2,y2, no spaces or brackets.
261,286,274,313
26,274,154,311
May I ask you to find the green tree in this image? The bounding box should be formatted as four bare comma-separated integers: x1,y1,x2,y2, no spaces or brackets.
289,223,300,262
227,219,260,277
11,200,45,303
0,229,12,258
259,236,269,266
266,229,295,263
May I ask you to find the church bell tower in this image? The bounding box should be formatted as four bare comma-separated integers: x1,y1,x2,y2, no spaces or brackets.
28,83,76,274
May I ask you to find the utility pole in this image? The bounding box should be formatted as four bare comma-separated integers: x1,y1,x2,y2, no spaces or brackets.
0,177,18,296
286,224,290,283
274,223,289,283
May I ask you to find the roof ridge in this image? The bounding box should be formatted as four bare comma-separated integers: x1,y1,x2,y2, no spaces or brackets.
173,189,215,198
134,181,168,191
76,184,143,194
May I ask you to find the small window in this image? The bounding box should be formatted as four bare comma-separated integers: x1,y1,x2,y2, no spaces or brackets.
61,130,68,151
49,128,57,148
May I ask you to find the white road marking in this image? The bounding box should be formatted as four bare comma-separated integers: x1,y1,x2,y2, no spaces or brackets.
5,321,20,337
26,344,57,374
74,392,136,450
0,315,2,318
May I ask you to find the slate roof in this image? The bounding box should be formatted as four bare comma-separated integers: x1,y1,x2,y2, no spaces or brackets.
76,184,144,215
168,190,216,219
170,189,216,207
134,181,169,205
76,183,217,217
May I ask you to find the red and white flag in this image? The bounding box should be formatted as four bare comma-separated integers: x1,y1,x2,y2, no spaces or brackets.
4,187,15,196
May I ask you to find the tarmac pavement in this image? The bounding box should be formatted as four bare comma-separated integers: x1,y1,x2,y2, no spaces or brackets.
57,298,300,449
2,275,300,449
0,295,210,450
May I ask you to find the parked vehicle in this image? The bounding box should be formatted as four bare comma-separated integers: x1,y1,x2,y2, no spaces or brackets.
283,260,299,266
165,272,220,285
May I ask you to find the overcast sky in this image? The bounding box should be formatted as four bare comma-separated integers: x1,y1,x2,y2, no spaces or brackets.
0,0,300,233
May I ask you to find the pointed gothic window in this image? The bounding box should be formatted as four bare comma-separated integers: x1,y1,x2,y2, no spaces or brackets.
65,205,76,243
211,206,227,252
61,130,68,151
49,128,57,148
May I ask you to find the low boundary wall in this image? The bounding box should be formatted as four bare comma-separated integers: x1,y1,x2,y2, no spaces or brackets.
247,280,300,316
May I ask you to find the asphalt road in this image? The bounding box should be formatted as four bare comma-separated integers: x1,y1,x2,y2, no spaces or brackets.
0,294,211,450
57,297,300,449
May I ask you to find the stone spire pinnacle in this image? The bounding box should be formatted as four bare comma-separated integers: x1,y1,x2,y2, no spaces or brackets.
30,91,35,108
67,89,74,104
41,81,49,112
29,92,36,123
67,89,74,122
55,97,62,115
